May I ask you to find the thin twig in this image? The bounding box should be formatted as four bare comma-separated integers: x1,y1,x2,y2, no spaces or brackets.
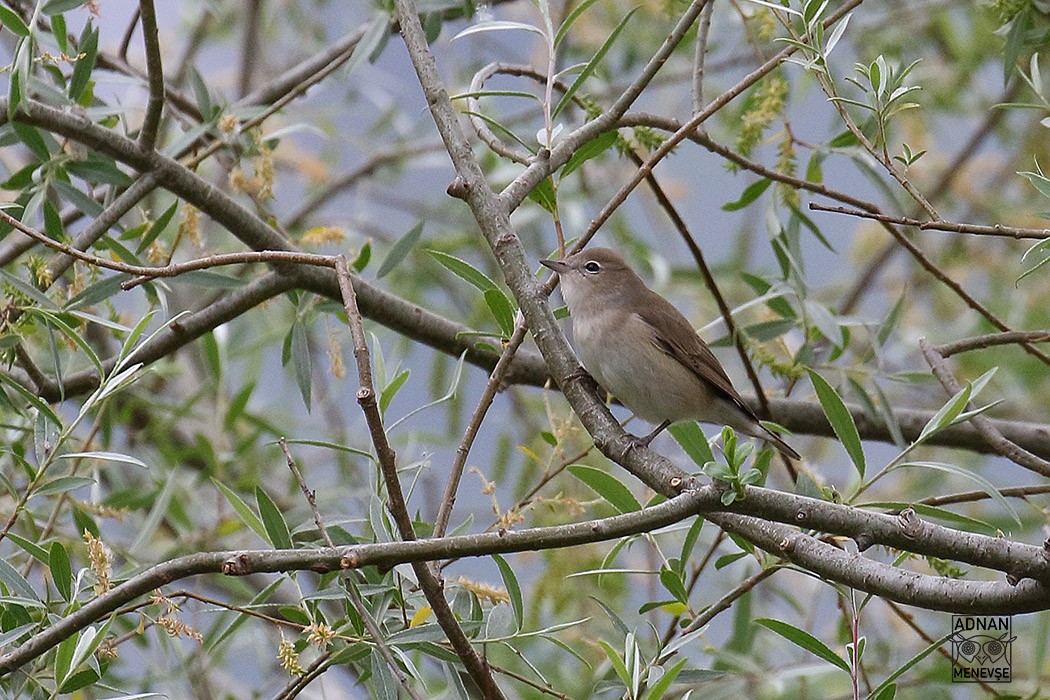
238,0,264,98
117,7,141,61
934,331,1050,358
434,320,528,539
568,0,862,254
333,256,506,700
920,338,1050,478
681,565,779,634
809,201,1050,241
0,208,338,289
920,484,1050,507
137,0,165,150
691,0,715,116
279,437,424,700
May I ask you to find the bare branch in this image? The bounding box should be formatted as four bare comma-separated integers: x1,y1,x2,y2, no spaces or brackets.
137,0,165,150
920,338,1050,478
280,438,425,700
435,320,529,539
335,257,505,699
934,331,1050,358
810,201,1050,240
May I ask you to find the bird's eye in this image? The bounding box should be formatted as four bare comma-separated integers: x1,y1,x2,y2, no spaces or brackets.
584,261,601,273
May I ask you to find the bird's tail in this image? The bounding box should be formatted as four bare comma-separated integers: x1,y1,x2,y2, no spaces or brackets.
760,426,800,461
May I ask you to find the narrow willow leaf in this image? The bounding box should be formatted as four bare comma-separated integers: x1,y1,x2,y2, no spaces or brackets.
493,554,523,631
451,20,546,42
58,451,148,469
756,618,850,672
379,369,410,414
291,319,311,411
669,422,714,467
50,542,72,601
427,250,498,291
30,475,95,499
560,130,618,180
568,465,640,513
808,370,865,477
377,221,423,278
553,8,640,119
212,478,268,542
643,658,689,700
554,0,603,47
722,178,772,211
659,567,689,605
896,461,1020,525
256,486,293,549
484,288,516,336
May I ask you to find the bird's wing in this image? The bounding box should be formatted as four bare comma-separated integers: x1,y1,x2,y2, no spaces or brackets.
635,295,759,421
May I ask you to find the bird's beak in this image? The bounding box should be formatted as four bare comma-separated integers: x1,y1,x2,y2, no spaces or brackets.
540,259,570,273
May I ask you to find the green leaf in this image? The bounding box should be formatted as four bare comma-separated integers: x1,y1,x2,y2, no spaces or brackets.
642,658,689,700
679,516,704,574
43,0,90,13
553,7,640,119
756,618,850,672
136,200,178,254
493,554,523,631
722,178,772,211
212,478,269,543
12,122,49,160
896,461,1020,525
0,6,30,36
30,475,95,499
256,487,293,549
1020,169,1050,201
63,274,131,310
6,533,50,564
379,369,410,414
427,250,497,291
568,465,640,513
484,288,516,336
50,542,73,601
865,633,950,699
807,370,864,477
528,177,557,213
598,640,632,689
669,422,714,467
659,567,689,605
69,23,98,103
291,319,311,411
1003,7,1029,85
58,450,148,469
452,19,546,42
0,269,59,309
0,373,62,427
554,0,603,47
279,438,374,460
560,130,618,180
916,383,971,443
0,558,38,601
376,221,423,278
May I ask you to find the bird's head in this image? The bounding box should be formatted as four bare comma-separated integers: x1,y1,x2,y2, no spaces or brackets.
540,248,644,313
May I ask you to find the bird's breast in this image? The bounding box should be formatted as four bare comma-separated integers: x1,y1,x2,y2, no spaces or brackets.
572,311,713,424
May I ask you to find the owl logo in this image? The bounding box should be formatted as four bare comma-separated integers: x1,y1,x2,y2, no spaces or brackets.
950,631,1015,666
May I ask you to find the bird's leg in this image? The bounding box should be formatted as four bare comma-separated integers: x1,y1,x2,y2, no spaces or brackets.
627,420,672,450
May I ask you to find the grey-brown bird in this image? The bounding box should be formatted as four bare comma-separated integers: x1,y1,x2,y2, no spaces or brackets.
541,248,800,460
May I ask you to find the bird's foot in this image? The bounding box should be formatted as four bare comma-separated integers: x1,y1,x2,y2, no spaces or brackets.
623,420,672,454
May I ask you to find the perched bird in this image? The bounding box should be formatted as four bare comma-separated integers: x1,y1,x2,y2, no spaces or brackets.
541,248,800,460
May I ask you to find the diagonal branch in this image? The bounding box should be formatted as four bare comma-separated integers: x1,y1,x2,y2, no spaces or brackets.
334,258,505,700
920,338,1050,478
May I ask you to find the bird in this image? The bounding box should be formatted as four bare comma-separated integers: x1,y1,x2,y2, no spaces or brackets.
541,247,800,460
